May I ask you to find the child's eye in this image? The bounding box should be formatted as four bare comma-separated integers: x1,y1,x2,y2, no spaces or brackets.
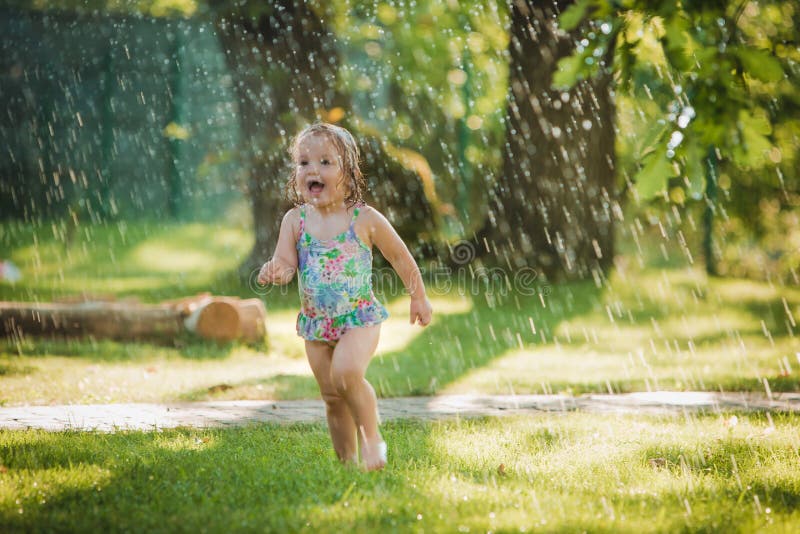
321,159,330,165
298,161,308,166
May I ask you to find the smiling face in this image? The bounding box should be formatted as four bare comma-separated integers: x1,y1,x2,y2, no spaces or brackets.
294,133,348,209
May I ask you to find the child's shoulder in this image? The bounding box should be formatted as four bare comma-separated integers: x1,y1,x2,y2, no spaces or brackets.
284,205,302,219
281,206,303,229
354,203,380,226
355,204,395,235
355,203,385,222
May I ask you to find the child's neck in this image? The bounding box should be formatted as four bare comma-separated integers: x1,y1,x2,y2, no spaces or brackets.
310,201,348,217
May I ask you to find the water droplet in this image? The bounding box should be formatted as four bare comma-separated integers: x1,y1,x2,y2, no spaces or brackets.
667,131,684,149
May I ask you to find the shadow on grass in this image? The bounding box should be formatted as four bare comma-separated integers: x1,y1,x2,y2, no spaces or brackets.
4,413,799,532
0,422,436,532
0,361,37,376
740,298,797,334
177,373,321,402
189,278,605,401
369,281,602,397
1,337,245,362
718,376,800,394
665,292,797,352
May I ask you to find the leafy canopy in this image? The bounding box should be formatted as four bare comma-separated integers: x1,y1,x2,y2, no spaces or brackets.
555,0,799,201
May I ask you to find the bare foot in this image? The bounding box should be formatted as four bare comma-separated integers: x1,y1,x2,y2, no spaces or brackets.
361,440,387,472
340,452,359,469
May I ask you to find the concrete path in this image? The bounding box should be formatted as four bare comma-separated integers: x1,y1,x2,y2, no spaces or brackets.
1,391,799,432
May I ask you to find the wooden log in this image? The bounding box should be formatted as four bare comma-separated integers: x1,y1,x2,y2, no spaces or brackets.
184,298,241,343
1,295,268,345
235,298,267,344
0,301,185,343
161,293,212,314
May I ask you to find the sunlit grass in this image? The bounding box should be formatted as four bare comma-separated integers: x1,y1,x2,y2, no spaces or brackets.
0,295,457,406
431,262,800,397
3,217,800,530
0,341,312,406
127,224,249,274
0,220,253,301
2,217,800,404
2,412,799,532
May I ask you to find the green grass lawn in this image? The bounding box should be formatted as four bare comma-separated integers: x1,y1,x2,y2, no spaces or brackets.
2,218,800,531
0,219,256,302
2,412,800,532
2,218,800,405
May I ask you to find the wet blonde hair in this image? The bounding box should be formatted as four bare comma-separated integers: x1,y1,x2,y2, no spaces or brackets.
286,122,366,207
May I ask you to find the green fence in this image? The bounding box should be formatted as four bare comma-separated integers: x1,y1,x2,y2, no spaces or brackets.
0,8,242,222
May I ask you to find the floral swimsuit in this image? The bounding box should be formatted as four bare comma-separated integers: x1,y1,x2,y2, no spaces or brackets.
296,204,389,342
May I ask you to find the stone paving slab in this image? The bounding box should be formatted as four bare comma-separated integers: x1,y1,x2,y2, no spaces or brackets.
1,392,799,432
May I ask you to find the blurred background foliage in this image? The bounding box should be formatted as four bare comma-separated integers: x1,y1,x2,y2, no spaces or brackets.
1,0,799,285
326,0,509,238
557,0,800,280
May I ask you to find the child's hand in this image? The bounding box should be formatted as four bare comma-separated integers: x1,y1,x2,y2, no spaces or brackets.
257,262,272,285
410,296,433,327
257,260,295,285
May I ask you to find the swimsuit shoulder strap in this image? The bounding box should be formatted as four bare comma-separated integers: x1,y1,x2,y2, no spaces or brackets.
296,205,307,242
348,203,366,234
351,203,366,223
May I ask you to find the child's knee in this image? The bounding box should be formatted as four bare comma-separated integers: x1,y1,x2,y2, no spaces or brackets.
321,389,347,410
330,365,364,395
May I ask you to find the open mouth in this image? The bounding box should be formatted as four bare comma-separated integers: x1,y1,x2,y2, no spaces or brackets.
308,180,325,194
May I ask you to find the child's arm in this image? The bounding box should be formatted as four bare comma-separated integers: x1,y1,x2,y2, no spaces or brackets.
257,209,299,285
365,208,433,326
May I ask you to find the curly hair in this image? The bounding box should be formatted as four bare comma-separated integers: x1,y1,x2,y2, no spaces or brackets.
285,122,367,207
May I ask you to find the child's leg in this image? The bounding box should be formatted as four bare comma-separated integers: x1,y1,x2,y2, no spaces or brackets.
305,340,358,463
330,324,385,471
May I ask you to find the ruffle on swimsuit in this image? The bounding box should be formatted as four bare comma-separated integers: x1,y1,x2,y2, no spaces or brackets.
296,204,389,342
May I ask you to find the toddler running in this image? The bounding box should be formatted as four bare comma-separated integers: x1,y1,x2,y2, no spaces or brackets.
258,122,433,471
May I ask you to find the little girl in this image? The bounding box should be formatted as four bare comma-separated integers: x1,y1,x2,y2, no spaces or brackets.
258,122,433,471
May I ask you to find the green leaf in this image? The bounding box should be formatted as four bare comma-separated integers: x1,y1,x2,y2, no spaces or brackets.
552,52,589,90
662,16,690,70
558,0,591,31
637,122,669,160
617,35,639,91
739,109,771,135
635,152,675,200
735,47,784,83
732,109,773,168
683,140,706,200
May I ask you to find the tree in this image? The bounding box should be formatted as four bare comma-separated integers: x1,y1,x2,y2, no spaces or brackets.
477,0,618,281
556,0,799,274
210,1,339,273
210,1,435,274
